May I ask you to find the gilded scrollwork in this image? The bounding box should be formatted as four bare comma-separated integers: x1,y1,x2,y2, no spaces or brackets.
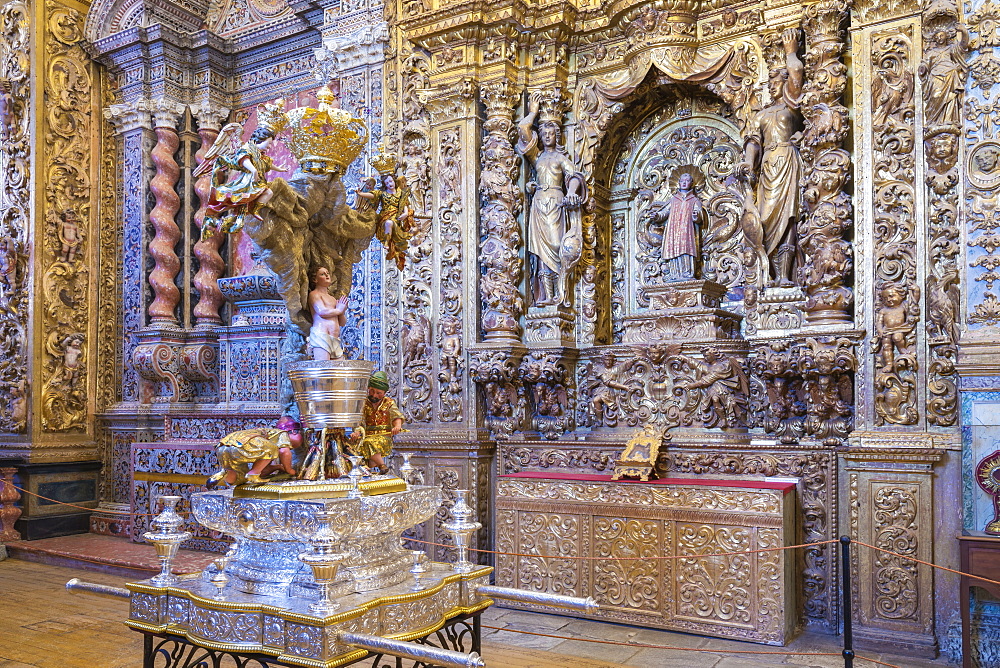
469,348,526,439
41,1,92,432
437,129,463,422
519,350,574,440
0,0,30,433
872,486,919,621
578,345,749,431
96,70,119,412
799,336,856,445
664,450,834,630
396,47,434,424
920,0,965,426
870,28,919,426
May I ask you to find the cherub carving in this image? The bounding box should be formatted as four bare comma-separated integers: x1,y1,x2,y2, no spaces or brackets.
438,317,462,385
586,351,629,426
668,345,749,428
874,283,917,369
57,208,82,263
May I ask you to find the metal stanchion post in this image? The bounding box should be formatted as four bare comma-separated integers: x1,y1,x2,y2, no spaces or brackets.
840,535,854,668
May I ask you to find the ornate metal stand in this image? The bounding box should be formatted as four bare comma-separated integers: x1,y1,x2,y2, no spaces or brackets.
138,613,482,668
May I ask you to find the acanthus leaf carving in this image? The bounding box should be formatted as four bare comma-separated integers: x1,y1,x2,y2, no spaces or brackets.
924,0,966,426
871,27,919,426
0,0,30,433
40,1,92,432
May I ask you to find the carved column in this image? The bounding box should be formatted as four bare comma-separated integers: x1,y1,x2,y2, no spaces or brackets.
147,100,185,326
800,0,854,325
190,106,229,328
478,80,524,342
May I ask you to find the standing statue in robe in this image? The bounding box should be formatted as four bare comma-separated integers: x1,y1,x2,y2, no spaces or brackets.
640,167,706,281
740,28,804,287
517,90,588,307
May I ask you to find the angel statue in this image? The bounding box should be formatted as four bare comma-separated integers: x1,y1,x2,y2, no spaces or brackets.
195,113,291,240
354,146,415,271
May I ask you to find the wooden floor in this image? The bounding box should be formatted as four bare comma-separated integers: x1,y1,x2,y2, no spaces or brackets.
0,557,955,668
0,558,628,668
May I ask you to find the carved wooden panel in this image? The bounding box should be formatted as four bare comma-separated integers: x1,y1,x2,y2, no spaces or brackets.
495,475,795,645
843,450,939,654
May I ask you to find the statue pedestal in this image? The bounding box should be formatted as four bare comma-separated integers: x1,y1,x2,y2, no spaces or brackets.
524,305,575,346
217,272,286,405
622,279,742,343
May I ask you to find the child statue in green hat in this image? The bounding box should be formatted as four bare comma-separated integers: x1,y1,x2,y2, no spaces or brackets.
349,370,404,472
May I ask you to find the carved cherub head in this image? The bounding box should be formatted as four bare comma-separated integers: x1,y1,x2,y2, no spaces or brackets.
880,283,906,307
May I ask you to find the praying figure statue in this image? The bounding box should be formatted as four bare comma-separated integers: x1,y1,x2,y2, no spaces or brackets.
640,167,706,281
307,266,348,361
739,28,804,287
517,90,588,308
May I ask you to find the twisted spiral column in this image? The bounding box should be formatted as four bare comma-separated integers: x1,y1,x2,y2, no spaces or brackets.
147,106,183,325
192,122,226,326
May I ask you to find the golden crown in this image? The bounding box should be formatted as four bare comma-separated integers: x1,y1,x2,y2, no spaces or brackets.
257,89,368,175
369,144,397,175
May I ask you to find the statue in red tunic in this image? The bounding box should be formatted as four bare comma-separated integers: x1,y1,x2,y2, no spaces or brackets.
641,167,706,281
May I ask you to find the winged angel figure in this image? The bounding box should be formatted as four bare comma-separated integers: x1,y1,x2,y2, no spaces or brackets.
194,121,290,239
197,93,379,334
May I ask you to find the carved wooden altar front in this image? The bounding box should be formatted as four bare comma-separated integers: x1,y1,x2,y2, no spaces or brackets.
495,473,796,645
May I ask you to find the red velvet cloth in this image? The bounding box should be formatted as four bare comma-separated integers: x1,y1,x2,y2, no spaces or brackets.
501,471,796,494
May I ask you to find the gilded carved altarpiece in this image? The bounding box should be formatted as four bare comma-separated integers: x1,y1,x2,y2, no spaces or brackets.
0,0,982,658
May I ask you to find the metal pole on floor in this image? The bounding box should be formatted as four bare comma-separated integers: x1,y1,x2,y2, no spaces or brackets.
841,535,854,668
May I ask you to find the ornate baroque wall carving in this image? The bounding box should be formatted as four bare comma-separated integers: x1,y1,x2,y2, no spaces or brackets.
479,80,524,342
40,0,94,433
870,27,920,426
0,0,30,433
921,0,964,426
799,0,854,325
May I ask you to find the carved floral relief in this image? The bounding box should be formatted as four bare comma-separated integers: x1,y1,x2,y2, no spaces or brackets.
0,0,29,433
870,28,919,426
40,0,92,432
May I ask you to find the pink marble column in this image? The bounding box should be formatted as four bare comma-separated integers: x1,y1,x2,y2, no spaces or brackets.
192,116,227,327
147,104,184,325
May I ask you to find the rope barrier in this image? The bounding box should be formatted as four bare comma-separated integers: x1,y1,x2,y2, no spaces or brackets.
7,480,1000,588
3,482,189,518
853,540,1000,589
479,624,901,668
403,536,839,560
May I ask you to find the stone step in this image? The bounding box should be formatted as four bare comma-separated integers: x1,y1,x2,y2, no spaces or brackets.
4,532,216,581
